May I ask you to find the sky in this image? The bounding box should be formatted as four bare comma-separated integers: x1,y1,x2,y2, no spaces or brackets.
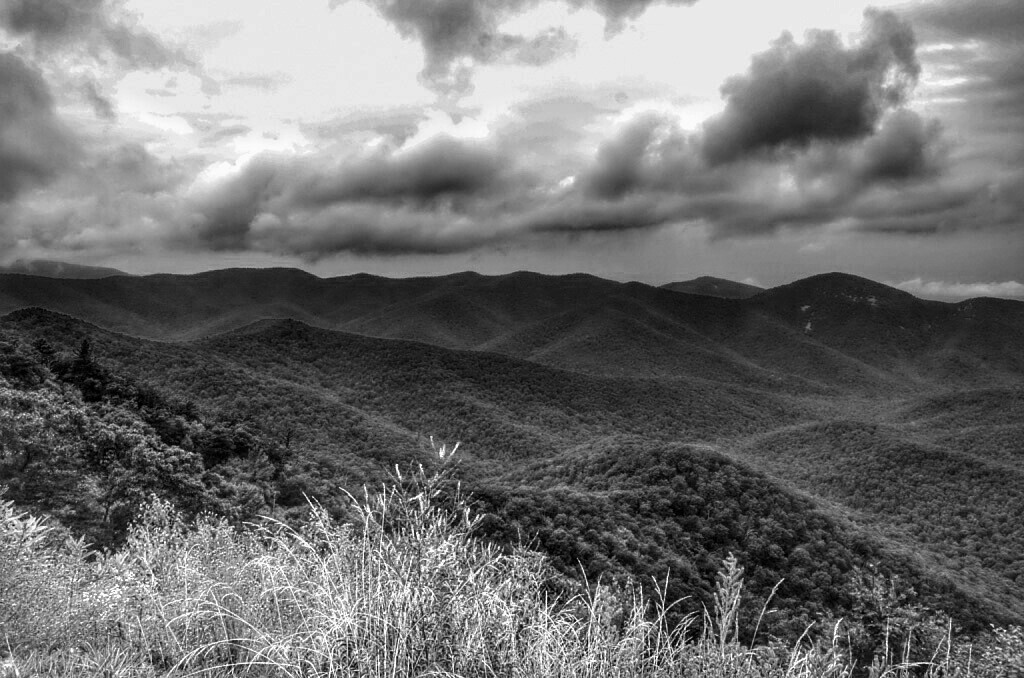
0,0,1022,297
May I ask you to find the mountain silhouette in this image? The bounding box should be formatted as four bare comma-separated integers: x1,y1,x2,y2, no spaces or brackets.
661,275,763,298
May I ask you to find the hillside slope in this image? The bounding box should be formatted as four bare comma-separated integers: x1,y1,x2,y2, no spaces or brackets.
2,311,1018,639
3,307,1023,632
3,270,1022,391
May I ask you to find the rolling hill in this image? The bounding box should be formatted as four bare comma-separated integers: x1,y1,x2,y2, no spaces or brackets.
2,268,1023,639
2,307,1020,635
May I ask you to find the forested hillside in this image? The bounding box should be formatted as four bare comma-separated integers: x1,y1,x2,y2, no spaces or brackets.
3,270,1023,389
1,304,1021,637
2,269,1023,671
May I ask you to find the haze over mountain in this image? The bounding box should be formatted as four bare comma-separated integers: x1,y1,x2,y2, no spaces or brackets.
0,260,129,279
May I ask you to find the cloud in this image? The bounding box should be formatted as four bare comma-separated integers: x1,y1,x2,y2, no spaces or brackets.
888,278,1024,300
576,102,949,233
0,139,189,256
181,133,524,252
174,84,962,259
92,142,185,195
0,51,79,201
580,111,708,199
200,123,253,146
330,0,571,96
81,78,116,120
219,72,292,91
701,9,920,164
570,0,699,34
565,9,955,239
0,0,190,71
911,0,1024,46
331,0,696,96
295,135,512,205
909,0,1024,153
247,206,504,257
853,109,945,183
299,107,428,145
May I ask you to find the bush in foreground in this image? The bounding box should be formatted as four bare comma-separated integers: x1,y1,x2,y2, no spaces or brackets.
2,456,1023,677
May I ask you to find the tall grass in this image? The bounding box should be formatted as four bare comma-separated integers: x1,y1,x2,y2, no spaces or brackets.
1,455,1022,677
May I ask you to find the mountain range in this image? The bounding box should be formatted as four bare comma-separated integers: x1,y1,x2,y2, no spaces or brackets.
1,266,1022,636
2,268,1021,389
0,259,129,279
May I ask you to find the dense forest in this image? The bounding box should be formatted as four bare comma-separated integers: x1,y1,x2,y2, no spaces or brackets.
2,269,1023,675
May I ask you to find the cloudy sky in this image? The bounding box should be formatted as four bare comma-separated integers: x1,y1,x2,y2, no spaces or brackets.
0,0,1022,296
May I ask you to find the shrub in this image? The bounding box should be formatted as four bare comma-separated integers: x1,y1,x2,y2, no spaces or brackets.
0,458,1017,677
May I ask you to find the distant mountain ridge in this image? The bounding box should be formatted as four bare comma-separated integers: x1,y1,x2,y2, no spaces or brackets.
0,259,129,279
2,268,1022,392
661,276,764,299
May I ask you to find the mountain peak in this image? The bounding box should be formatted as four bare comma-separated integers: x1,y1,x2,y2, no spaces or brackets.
763,272,918,305
661,276,763,299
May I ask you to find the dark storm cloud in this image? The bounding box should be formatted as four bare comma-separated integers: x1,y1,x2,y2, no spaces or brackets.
702,10,920,164
0,51,78,201
184,157,279,251
0,0,190,70
581,112,706,199
848,170,1024,235
174,8,958,262
183,135,521,252
142,2,998,262
330,0,696,96
543,9,962,240
296,135,509,205
518,195,670,233
854,109,945,183
574,99,951,237
581,107,946,206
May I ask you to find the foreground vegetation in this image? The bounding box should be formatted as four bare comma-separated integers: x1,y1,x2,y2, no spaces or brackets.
3,458,1024,678
2,319,1023,675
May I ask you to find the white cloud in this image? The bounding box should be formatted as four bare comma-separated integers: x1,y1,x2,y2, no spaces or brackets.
888,278,1024,299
